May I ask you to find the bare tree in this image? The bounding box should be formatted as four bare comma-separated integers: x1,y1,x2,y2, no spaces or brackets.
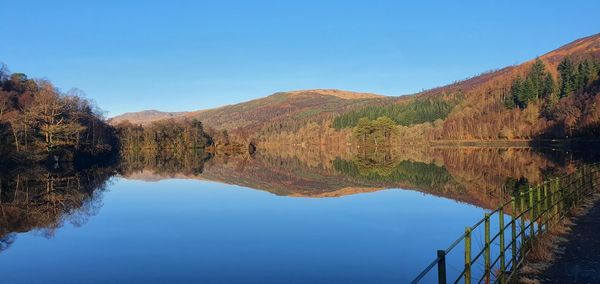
27,82,84,151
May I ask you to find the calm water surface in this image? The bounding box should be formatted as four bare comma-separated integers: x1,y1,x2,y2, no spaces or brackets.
2,179,487,283
1,147,595,283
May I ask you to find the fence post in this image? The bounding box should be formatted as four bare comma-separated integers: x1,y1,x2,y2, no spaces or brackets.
565,174,571,210
544,184,548,229
465,227,472,284
583,165,588,193
588,166,591,191
519,192,526,258
557,177,564,220
573,168,585,203
552,178,561,225
592,166,597,190
499,207,506,283
579,166,585,200
484,213,491,282
511,197,517,271
543,183,548,231
536,182,546,233
592,166,597,191
571,172,577,208
529,189,535,245
588,164,593,192
552,178,558,227
437,250,446,284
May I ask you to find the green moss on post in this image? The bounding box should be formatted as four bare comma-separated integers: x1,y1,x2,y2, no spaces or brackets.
499,207,506,283
484,214,491,282
511,197,517,271
529,189,535,244
465,227,472,284
519,192,526,258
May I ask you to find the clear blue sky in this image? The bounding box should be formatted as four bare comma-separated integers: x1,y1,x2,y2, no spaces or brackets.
1,1,599,117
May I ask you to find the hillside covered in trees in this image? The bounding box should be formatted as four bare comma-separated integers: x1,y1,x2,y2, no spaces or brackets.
109,33,600,148
0,64,118,164
413,33,600,141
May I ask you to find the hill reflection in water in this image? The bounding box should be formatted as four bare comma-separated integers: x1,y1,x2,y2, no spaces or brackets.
121,146,585,208
1,146,597,283
0,146,591,253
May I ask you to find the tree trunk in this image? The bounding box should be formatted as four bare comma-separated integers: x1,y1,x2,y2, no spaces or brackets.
11,126,20,152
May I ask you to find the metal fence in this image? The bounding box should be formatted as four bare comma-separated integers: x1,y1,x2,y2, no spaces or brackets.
411,164,600,284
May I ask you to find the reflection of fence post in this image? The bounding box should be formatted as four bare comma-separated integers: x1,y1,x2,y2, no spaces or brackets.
484,214,491,282
465,227,472,284
499,207,506,284
510,197,517,272
437,250,446,284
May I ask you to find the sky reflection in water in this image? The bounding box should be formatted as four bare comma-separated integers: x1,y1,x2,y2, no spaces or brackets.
1,177,486,284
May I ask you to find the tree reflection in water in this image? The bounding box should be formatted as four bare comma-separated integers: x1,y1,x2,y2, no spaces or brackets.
0,165,117,252
0,146,596,253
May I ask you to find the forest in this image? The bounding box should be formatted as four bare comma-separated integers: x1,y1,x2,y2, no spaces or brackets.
114,118,212,152
0,64,117,164
335,55,600,144
332,96,460,130
0,64,219,166
498,56,600,139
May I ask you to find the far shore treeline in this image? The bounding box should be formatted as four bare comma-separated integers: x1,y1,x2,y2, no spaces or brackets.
0,64,225,167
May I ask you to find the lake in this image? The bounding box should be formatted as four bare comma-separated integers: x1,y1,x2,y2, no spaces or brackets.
0,146,595,283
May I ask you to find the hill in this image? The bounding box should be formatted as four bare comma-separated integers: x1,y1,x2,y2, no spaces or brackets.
415,33,600,99
181,89,386,132
111,89,389,141
334,33,600,142
109,110,187,126
111,33,600,145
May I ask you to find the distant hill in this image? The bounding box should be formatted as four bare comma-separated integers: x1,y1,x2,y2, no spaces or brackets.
111,89,388,132
110,33,600,143
181,89,387,132
109,110,188,126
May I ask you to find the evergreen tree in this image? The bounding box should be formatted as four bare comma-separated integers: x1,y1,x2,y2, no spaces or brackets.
542,73,555,100
508,58,553,109
558,57,576,98
353,117,374,145
373,116,397,144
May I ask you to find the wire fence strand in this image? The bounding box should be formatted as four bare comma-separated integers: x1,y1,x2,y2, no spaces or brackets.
411,163,599,284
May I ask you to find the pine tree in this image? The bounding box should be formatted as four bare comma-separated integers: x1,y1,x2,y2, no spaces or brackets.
353,117,373,146
558,57,576,98
542,73,555,100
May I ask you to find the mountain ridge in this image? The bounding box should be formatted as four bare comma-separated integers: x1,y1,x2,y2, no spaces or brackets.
110,33,600,142
109,89,388,128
